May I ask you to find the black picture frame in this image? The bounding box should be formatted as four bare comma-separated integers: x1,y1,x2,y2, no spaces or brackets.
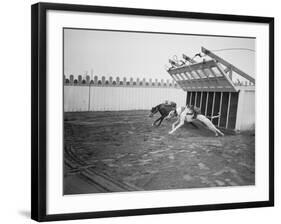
31,2,274,222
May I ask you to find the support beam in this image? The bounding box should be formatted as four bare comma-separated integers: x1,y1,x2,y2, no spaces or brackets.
228,68,233,81
205,92,209,116
211,92,216,122
201,47,255,84
218,92,223,127
216,64,238,92
200,91,203,110
226,93,232,129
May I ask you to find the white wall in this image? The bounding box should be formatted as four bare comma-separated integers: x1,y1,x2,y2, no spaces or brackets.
236,89,255,131
1,1,280,224
64,86,186,112
64,86,89,111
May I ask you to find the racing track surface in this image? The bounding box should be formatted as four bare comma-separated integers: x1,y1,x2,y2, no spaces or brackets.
64,110,255,195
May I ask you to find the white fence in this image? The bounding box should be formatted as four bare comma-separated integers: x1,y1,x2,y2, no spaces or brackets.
64,76,186,112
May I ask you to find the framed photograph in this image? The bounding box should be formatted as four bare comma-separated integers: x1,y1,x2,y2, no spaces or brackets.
31,2,274,222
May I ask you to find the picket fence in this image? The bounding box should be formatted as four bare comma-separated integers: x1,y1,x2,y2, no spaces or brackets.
64,75,186,112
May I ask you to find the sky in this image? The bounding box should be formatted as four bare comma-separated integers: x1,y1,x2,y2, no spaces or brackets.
64,28,255,82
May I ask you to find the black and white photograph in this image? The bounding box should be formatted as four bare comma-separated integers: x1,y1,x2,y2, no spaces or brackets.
63,28,256,195
0,0,278,223
29,2,274,222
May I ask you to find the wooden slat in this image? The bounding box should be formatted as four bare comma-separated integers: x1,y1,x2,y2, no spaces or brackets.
167,57,240,92
168,60,218,75
186,92,191,106
202,47,255,84
216,64,238,92
227,92,239,129
189,92,193,105
184,87,236,92
192,69,204,80
206,92,214,117
219,92,229,128
178,76,235,88
205,92,209,116
199,91,203,109
182,72,192,83
218,92,223,126
201,92,207,114
191,92,196,105
226,93,232,129
187,70,201,88
209,67,224,86
228,68,233,81
213,92,221,126
200,68,212,83
196,92,202,108
211,92,216,122
177,73,187,81
180,72,193,90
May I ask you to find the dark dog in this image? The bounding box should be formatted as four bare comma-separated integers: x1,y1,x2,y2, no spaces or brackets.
149,101,176,127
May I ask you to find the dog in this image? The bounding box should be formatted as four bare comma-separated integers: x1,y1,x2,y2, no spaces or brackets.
167,106,224,136
149,101,177,127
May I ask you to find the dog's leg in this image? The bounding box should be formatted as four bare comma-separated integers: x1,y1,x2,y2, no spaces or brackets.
169,109,188,134
156,116,165,126
206,122,224,136
169,120,184,134
171,117,181,130
205,122,219,136
197,115,224,136
215,128,224,136
171,120,178,133
152,117,161,126
169,116,185,134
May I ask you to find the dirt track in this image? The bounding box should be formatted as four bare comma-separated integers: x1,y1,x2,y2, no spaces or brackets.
64,110,255,194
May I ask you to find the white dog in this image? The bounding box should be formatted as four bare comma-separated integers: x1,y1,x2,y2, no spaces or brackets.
167,106,224,136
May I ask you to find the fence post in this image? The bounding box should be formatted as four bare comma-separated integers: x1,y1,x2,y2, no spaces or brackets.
69,75,74,84
86,75,90,84
102,76,106,85
155,78,158,87
161,79,164,87
143,78,146,86
123,77,127,85
166,79,170,87
116,76,120,85
78,75,82,84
